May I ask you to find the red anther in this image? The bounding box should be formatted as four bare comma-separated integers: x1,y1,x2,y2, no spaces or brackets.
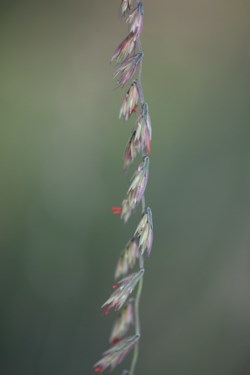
112,207,122,215
113,284,119,289
131,104,138,113
94,366,104,373
111,337,121,345
104,307,111,315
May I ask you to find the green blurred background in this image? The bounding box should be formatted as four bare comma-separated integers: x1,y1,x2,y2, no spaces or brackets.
1,0,250,374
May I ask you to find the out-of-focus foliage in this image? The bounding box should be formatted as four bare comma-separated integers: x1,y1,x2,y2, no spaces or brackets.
0,1,250,374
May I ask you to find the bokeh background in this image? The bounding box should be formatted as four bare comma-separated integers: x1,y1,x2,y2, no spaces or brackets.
1,0,250,374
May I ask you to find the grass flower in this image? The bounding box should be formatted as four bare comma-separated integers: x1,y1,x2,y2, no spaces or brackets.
127,2,144,36
124,130,139,171
114,53,143,87
94,335,139,374
119,81,139,120
121,0,134,17
102,269,144,314
120,198,131,223
135,103,152,154
127,156,149,204
111,32,137,64
121,156,149,222
134,207,153,256
115,239,139,280
109,301,134,344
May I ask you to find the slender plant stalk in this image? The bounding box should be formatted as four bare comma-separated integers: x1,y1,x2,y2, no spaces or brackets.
130,255,144,375
94,1,153,374
130,199,145,374
131,15,145,372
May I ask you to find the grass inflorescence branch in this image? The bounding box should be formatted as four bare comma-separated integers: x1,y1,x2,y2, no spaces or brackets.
94,1,153,374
